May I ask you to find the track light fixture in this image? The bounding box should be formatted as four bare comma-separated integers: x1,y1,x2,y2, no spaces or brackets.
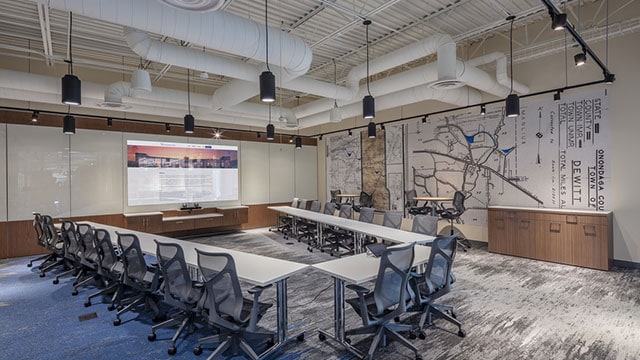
380,123,385,131
62,13,81,105
165,123,171,132
367,121,376,139
107,117,113,126
31,111,38,122
348,129,353,137
295,136,302,149
551,12,567,31
604,73,615,84
319,134,323,140
362,20,375,119
421,116,427,124
214,129,221,139
480,104,486,115
554,91,561,101
574,50,587,66
289,135,294,143
184,69,195,133
505,15,520,118
257,131,261,139
259,0,275,103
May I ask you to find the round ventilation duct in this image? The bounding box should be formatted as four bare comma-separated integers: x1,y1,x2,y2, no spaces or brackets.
158,0,228,11
96,101,132,110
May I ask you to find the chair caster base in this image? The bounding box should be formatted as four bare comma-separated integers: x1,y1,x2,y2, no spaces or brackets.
318,333,326,341
167,347,176,355
113,318,121,326
296,333,305,342
193,347,203,356
147,333,156,341
107,304,116,311
458,329,466,338
84,300,91,307
71,290,78,296
52,279,59,285
39,272,45,278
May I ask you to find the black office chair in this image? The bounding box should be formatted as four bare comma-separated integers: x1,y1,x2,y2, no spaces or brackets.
307,202,337,252
411,215,438,237
193,249,274,359
330,189,342,204
113,232,162,326
353,191,373,212
408,235,465,339
405,189,431,216
84,228,124,310
38,216,65,277
344,243,421,360
272,198,299,239
297,200,321,244
321,204,354,257
437,191,472,251
52,221,83,285
149,240,205,355
71,224,100,296
27,213,53,268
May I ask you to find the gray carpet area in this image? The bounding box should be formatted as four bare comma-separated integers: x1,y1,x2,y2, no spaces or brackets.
189,229,640,360
1,228,639,359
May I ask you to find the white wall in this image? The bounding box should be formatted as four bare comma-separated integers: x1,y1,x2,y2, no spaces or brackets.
0,124,317,221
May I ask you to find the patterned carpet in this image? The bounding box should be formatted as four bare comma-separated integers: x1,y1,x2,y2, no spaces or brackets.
1,227,639,360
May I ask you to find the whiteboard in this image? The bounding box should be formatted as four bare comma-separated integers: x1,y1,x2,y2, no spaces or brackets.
240,141,270,204
7,124,71,221
295,145,318,200
70,129,124,216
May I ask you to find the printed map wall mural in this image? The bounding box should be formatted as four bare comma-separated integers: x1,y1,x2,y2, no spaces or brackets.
407,88,610,225
326,88,610,224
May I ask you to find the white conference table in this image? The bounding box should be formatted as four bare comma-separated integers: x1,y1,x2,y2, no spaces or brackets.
80,221,308,359
312,245,432,358
268,206,435,252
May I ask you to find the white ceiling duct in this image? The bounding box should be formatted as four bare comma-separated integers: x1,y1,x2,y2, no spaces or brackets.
99,81,133,109
467,52,530,95
33,0,313,78
226,102,298,128
158,0,228,12
130,68,152,92
299,86,481,128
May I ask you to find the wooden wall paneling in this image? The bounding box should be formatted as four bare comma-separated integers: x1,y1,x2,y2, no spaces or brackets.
0,222,7,259
488,209,515,255
241,204,287,229
6,220,46,258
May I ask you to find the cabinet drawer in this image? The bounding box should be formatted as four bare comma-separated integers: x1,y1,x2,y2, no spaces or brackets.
162,219,195,232
194,216,223,229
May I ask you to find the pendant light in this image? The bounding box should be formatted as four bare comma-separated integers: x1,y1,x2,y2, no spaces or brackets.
266,104,275,140
362,20,375,120
63,106,75,134
259,0,275,103
62,12,81,105
295,136,302,149
184,69,195,133
505,16,519,118
330,59,342,123
367,120,376,138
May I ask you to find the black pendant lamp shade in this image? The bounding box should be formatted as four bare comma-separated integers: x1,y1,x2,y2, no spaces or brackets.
184,114,195,133
367,120,376,138
266,123,275,140
506,94,520,117
363,95,375,119
295,136,302,149
62,74,81,105
260,71,276,103
63,114,76,134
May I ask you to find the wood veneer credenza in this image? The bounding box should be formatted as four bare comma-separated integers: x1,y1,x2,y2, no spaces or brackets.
124,206,248,236
488,206,612,270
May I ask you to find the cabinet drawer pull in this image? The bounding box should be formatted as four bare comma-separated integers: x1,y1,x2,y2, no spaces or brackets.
566,215,578,224
583,224,597,236
549,222,561,233
496,218,505,230
519,219,530,230
175,221,184,224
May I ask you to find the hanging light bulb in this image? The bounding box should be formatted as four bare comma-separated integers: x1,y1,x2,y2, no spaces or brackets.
362,20,375,119
505,16,520,118
295,136,302,149
266,104,275,140
61,13,81,105
259,0,275,103
184,69,195,133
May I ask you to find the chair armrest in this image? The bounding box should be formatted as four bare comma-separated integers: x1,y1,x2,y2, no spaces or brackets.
247,284,273,331
346,284,370,295
247,283,273,296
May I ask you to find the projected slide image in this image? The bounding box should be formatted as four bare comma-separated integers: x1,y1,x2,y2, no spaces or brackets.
127,140,238,206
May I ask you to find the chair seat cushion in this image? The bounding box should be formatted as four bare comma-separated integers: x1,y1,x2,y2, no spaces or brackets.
346,292,378,317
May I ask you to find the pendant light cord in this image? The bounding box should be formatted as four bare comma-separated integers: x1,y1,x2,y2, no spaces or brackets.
187,69,191,115
509,16,514,95
68,12,73,75
365,20,371,96
333,58,338,107
264,0,270,72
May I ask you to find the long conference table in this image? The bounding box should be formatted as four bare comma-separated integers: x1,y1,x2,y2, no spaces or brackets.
79,221,308,359
268,206,435,358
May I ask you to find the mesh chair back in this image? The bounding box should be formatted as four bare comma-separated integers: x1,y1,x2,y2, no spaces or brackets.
297,199,308,209
42,215,59,247
405,189,418,208
330,190,341,203
423,235,457,293
117,233,148,283
338,204,353,219
359,191,373,208
358,207,375,223
412,215,438,236
453,191,465,213
156,240,200,304
77,224,97,261
323,202,337,215
309,200,321,212
33,213,45,246
373,243,415,315
196,249,244,323
61,221,79,258
382,211,403,229
290,198,299,207
95,229,119,272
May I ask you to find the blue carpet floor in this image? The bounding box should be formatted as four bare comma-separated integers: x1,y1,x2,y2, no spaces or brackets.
1,228,640,360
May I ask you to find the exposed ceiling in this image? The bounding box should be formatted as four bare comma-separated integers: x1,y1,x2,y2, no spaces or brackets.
0,0,637,131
